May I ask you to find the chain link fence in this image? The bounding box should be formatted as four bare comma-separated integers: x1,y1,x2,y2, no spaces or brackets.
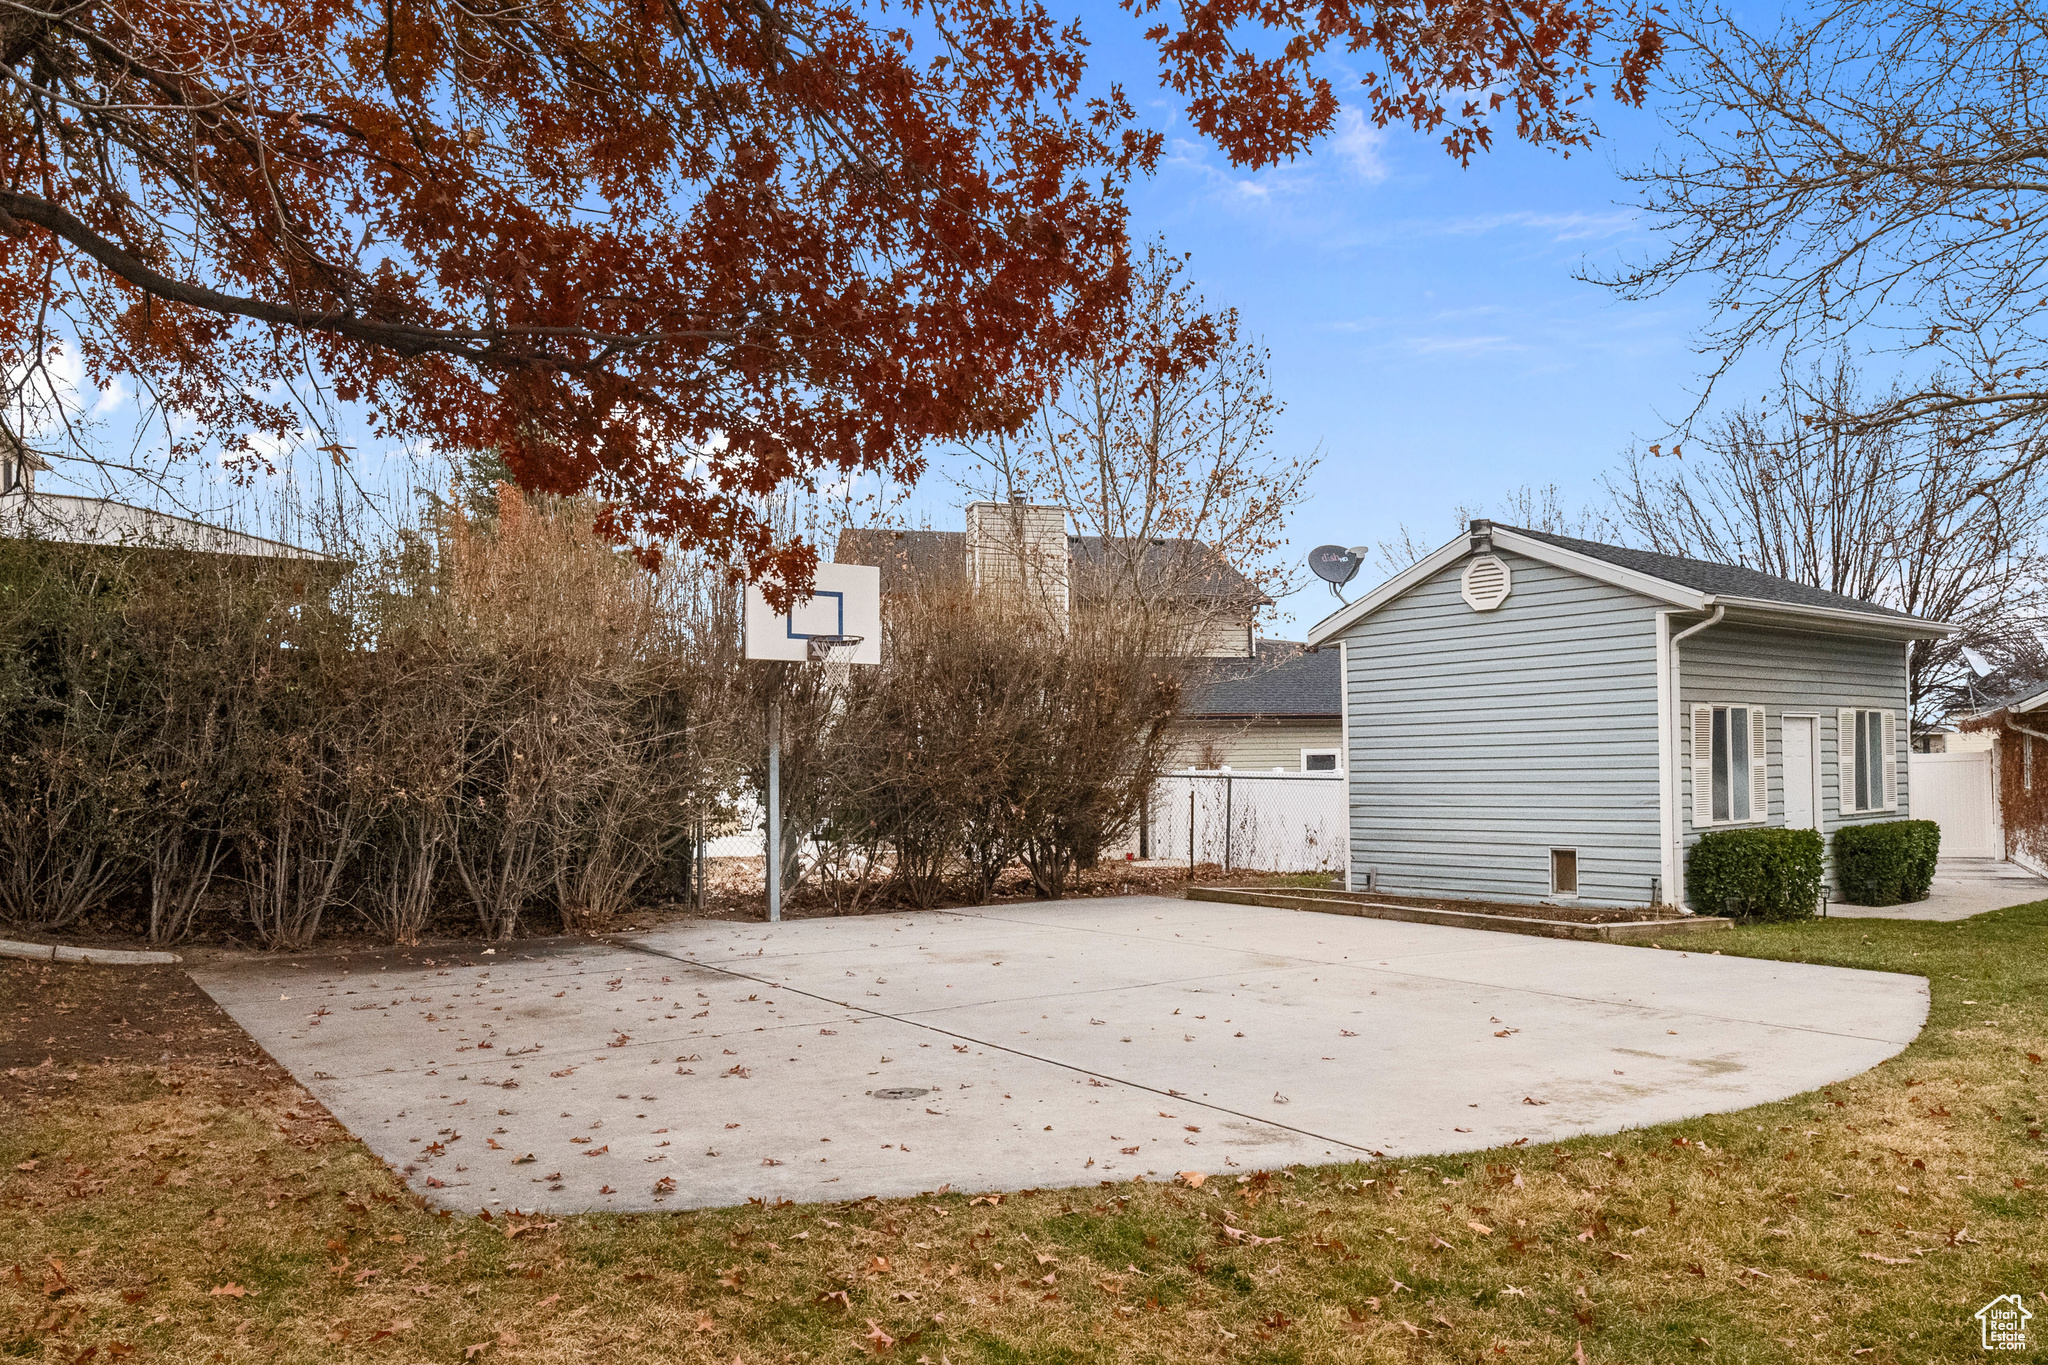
1140,770,1346,874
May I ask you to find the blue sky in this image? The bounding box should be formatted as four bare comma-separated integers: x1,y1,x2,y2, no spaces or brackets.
916,35,1733,638
29,22,1739,636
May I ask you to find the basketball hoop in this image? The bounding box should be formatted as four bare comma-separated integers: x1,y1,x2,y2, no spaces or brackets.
805,633,864,664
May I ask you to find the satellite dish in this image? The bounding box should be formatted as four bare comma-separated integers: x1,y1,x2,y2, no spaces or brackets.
1309,544,1363,597
1962,646,1993,678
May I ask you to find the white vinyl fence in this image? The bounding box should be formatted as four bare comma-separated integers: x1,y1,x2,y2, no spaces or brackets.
1143,770,1346,874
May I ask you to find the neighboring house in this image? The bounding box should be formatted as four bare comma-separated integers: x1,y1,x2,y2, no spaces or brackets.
1,433,326,560
1178,640,1343,771
1957,680,2048,871
1306,520,1950,910
835,500,1270,658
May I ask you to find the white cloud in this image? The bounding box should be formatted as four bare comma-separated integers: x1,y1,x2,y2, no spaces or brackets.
1328,108,1388,183
1435,209,1637,242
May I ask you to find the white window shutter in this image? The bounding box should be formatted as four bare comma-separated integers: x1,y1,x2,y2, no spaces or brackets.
1838,708,1856,814
1749,706,1768,821
1883,710,1899,810
1691,704,1715,828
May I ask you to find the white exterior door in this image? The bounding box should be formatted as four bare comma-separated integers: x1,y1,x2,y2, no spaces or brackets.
1782,716,1817,830
1909,751,2000,858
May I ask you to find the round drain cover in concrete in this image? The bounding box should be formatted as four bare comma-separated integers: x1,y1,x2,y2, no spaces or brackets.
872,1086,929,1100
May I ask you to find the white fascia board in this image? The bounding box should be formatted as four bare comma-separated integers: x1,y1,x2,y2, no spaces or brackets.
1488,528,1710,610
1304,536,1469,645
1713,596,1954,641
1306,526,1707,645
1305,524,1946,645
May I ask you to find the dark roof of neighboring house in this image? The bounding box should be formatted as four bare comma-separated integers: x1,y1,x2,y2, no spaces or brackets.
833,527,1269,603
1184,640,1340,718
1972,677,2048,716
834,529,967,595
1508,526,1913,620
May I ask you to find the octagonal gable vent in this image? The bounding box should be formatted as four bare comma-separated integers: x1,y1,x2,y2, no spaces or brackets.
1460,553,1511,612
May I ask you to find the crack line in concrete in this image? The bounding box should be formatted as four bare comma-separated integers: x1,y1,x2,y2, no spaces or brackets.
927,908,1926,1047
611,938,1383,1158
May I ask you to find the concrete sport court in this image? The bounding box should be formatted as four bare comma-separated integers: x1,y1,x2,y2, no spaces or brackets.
191,896,1928,1212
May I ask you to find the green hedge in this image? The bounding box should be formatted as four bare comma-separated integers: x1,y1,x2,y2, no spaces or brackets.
1834,820,1941,907
1687,827,1824,921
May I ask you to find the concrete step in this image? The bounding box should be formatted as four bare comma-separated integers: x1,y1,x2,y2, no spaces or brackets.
1187,885,1732,944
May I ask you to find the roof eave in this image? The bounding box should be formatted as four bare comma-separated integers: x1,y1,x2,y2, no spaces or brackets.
1711,596,1953,641
1306,528,1707,645
1306,526,1944,644
1490,527,1710,611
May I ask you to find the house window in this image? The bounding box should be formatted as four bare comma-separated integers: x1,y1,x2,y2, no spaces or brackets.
1300,749,1339,772
2027,737,2035,792
1692,704,1767,825
1839,708,1897,813
1550,849,1579,897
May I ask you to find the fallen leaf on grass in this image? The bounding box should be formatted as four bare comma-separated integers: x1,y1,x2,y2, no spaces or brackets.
864,1319,895,1352
1178,1172,1206,1188
209,1283,249,1298
1467,1221,1493,1235
1220,1225,1281,1246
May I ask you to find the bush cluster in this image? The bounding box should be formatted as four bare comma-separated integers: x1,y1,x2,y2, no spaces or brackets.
1833,819,1940,907
0,492,1194,944
0,496,725,947
1687,827,1824,921
801,579,1184,911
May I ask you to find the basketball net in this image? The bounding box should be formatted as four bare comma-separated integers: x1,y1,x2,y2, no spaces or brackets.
805,633,863,665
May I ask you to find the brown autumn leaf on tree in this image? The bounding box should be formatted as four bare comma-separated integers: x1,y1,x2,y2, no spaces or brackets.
0,0,1661,599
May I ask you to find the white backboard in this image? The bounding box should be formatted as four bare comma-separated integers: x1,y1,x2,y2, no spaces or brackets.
743,561,881,664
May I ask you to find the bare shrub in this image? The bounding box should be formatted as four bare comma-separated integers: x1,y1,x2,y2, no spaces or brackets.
819,564,1185,907
0,542,149,928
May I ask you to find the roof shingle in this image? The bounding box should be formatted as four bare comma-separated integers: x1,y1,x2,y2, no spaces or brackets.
1183,641,1340,718
1506,525,1913,619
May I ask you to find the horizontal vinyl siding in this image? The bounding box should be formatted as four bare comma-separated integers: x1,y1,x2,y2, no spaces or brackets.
1341,550,1663,908
1170,718,1344,771
1679,622,1911,889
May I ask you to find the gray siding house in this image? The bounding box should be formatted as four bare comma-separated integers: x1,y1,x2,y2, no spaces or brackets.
1304,521,1950,910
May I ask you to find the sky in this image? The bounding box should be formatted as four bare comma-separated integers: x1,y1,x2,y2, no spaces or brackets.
25,17,1743,637
910,28,1735,638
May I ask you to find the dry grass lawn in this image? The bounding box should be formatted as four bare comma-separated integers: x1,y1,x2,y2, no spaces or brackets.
3,904,2045,1363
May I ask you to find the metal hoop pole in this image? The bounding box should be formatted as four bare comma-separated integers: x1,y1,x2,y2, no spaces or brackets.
766,699,781,923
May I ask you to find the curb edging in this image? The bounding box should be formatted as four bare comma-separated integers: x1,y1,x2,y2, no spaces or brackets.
0,938,182,965
1186,886,1732,943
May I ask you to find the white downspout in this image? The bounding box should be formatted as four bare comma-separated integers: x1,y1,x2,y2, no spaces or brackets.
1669,604,1726,913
